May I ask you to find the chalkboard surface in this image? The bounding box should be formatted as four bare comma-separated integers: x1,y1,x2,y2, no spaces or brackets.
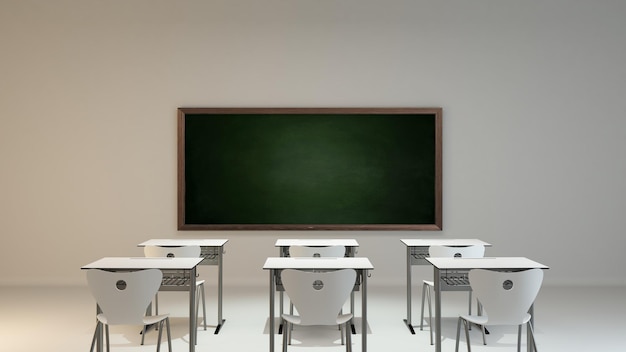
178,108,442,230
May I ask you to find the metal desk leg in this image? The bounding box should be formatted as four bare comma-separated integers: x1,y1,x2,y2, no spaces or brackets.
404,246,415,333
189,267,197,352
434,266,442,352
278,247,285,334
215,249,226,334
361,269,368,352
269,269,276,352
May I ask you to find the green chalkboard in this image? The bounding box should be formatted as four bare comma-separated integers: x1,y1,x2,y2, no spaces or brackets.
178,108,442,230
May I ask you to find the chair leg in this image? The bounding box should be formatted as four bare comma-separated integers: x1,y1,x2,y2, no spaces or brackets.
517,324,522,352
90,323,98,352
420,282,427,331
455,317,462,352
105,324,110,352
157,321,163,352
141,324,147,345
467,291,472,331
528,321,538,352
426,284,433,345
282,320,289,352
481,324,487,345
340,322,345,345
201,283,207,330
166,317,172,352
345,321,352,352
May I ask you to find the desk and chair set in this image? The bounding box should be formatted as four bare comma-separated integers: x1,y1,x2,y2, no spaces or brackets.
82,238,547,352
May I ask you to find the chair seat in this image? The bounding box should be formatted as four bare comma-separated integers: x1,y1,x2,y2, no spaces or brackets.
282,313,353,326
460,312,532,327
96,313,170,326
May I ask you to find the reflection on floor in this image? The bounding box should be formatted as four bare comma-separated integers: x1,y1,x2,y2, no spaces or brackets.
1,284,624,352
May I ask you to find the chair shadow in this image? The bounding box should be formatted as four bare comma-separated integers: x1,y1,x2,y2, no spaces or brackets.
92,317,205,348
435,317,531,349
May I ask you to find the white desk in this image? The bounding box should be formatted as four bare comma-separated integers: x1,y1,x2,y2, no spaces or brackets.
400,238,491,333
138,238,229,334
82,257,204,352
263,257,374,352
426,257,549,352
275,238,359,257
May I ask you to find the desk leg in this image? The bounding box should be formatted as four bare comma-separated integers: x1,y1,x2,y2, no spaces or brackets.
269,269,276,352
361,269,367,352
215,249,226,334
404,247,415,334
434,266,441,352
278,248,284,334
189,267,197,352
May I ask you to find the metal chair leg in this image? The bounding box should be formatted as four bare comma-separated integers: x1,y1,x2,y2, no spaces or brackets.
463,319,472,352
528,321,538,352
343,320,352,352
517,324,522,352
166,317,172,352
157,320,163,352
282,320,289,352
105,324,110,352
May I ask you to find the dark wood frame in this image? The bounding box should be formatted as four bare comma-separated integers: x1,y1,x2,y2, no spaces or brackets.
178,107,442,231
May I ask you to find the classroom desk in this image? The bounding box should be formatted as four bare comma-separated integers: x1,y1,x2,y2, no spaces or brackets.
82,257,204,352
400,239,491,334
275,238,359,332
275,238,359,257
263,257,374,352
426,257,549,352
138,238,229,334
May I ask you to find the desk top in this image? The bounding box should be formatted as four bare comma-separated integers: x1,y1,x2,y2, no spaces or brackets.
275,239,359,247
426,257,549,270
401,238,491,247
138,239,229,247
82,257,204,270
263,257,373,270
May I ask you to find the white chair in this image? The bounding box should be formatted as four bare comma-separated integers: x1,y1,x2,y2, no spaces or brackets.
421,245,486,345
287,245,347,315
280,269,356,352
86,269,172,352
143,245,207,342
455,268,544,352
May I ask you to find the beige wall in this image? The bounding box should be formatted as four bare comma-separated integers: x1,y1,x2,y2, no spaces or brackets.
1,0,625,287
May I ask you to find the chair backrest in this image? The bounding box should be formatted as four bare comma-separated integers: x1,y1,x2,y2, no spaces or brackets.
288,245,346,258
468,268,544,325
144,245,201,258
428,245,485,258
86,269,163,325
281,269,356,326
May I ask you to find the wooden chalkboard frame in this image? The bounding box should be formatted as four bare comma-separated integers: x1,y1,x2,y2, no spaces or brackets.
178,107,442,231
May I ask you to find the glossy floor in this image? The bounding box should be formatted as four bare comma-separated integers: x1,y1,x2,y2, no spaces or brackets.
1,284,624,352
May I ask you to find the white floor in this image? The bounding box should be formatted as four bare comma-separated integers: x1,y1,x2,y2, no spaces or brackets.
1,284,625,352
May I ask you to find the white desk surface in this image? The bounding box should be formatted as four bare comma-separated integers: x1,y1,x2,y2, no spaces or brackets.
426,257,549,270
401,238,492,247
275,239,359,247
138,238,229,247
263,257,373,270
82,257,204,270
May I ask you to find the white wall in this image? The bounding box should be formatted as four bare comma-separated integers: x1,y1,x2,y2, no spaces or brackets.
1,0,625,287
